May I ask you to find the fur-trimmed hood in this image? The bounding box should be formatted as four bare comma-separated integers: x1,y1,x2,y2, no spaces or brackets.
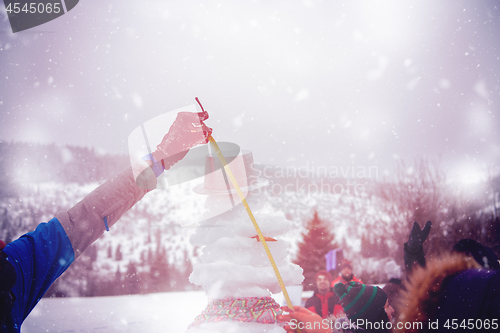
394,253,497,333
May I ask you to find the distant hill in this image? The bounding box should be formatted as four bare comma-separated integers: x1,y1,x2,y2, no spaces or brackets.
1,141,498,297
0,141,128,196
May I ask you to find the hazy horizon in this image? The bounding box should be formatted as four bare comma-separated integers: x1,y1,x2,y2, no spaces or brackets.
1,0,499,184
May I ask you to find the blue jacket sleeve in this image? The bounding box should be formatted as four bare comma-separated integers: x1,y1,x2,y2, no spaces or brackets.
2,218,74,332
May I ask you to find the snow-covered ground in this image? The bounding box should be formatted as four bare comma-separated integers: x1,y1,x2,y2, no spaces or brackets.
23,291,208,333
22,288,305,333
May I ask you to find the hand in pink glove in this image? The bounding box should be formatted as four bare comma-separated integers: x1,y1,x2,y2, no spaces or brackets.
151,110,212,171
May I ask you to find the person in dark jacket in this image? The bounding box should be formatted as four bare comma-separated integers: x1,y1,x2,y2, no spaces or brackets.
396,252,500,333
395,221,500,332
0,108,212,333
305,270,343,319
331,260,363,287
278,221,500,333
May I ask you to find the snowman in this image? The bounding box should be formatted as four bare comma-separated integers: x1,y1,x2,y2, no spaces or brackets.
186,149,303,333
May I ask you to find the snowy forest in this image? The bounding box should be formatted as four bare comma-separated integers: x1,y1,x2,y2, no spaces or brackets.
1,141,498,297
2,1,500,332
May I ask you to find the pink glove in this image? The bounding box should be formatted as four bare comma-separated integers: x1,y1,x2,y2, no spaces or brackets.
151,110,212,171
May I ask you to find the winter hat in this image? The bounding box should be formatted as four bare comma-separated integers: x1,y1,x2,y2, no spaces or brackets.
315,270,333,283
333,281,387,322
452,239,500,270
339,259,352,270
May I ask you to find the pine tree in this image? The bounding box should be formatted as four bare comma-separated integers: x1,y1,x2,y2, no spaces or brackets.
294,210,335,291
114,266,123,295
115,244,123,261
125,260,140,294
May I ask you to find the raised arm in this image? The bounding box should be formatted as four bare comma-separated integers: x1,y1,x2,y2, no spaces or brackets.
2,109,212,330
57,110,212,258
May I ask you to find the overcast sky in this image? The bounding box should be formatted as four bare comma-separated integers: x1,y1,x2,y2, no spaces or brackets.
1,0,499,183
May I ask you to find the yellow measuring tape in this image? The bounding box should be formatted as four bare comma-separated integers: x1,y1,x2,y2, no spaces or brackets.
207,136,297,313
